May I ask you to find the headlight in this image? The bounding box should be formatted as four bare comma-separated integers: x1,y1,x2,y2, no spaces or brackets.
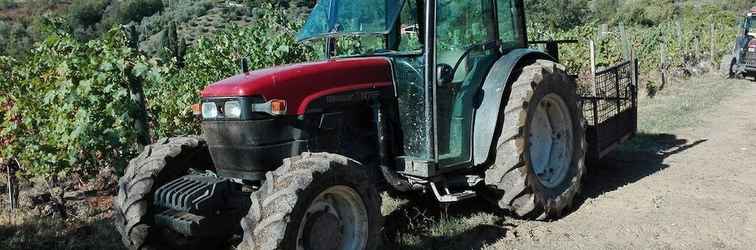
224,101,242,119
202,102,218,119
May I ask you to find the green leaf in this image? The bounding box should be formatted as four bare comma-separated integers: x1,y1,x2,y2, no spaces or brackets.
101,62,114,71
134,62,150,77
79,79,93,93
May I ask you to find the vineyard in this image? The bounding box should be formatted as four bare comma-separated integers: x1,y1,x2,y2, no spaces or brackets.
0,0,749,246
531,10,738,81
0,2,316,211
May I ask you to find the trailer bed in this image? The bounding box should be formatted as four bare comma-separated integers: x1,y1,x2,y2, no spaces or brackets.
580,59,638,161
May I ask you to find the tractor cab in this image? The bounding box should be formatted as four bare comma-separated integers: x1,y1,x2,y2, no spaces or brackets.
741,8,756,37
728,7,756,77
743,8,756,37
297,0,527,176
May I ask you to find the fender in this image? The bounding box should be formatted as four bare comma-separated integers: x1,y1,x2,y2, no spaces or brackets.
473,48,554,166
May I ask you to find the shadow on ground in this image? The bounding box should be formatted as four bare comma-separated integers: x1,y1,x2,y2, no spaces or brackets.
579,133,706,202
0,215,123,250
382,133,706,250
0,193,122,250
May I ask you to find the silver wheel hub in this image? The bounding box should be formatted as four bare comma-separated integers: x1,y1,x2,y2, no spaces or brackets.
297,186,368,250
529,94,574,188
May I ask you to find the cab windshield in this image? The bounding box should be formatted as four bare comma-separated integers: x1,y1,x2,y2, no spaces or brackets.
297,0,407,41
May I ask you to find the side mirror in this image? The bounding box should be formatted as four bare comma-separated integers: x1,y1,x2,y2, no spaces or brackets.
240,57,250,73
437,63,453,86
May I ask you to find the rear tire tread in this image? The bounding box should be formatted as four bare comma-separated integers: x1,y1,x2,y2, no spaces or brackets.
484,60,587,219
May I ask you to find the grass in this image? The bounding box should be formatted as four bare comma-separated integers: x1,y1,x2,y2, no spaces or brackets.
381,194,516,250
637,75,749,133
621,75,751,152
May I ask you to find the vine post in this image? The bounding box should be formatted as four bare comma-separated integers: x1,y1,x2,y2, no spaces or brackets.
125,25,152,149
128,66,151,149
590,39,597,96
619,23,630,61
710,22,716,65
4,159,19,223
660,36,668,90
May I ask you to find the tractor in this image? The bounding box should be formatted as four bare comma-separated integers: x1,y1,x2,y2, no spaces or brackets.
722,7,756,79
113,0,638,249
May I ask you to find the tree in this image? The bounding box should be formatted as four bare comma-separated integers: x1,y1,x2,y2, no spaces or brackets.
119,0,164,24
68,0,108,28
525,0,591,31
590,0,622,23
159,21,187,67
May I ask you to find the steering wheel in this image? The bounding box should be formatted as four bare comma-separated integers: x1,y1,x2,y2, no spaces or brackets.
441,41,498,86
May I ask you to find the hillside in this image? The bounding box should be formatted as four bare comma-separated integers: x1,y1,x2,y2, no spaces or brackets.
0,0,749,58
0,0,315,57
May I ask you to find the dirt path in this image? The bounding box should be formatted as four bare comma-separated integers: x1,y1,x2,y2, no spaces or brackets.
486,78,756,249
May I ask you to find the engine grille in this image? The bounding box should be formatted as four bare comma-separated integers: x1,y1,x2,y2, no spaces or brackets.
154,173,229,212
743,51,756,67
152,172,250,237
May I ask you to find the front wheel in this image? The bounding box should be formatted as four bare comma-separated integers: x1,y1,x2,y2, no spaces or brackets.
113,136,213,249
238,153,382,250
720,55,735,79
484,60,587,220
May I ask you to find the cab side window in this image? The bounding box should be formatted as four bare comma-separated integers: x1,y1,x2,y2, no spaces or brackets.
497,0,521,47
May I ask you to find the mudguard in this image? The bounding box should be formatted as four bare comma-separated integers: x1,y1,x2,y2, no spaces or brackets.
473,48,553,166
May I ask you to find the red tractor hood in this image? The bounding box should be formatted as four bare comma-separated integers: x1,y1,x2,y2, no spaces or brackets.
202,57,393,115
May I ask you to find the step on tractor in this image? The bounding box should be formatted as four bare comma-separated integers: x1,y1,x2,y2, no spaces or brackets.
722,7,756,79
113,0,638,249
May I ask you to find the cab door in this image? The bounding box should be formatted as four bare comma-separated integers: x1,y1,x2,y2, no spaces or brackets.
392,0,525,176
434,0,500,168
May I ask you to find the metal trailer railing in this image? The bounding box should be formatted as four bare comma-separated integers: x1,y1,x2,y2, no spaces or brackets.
580,59,639,161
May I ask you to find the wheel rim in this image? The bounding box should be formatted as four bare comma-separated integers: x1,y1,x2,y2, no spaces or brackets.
296,185,368,250
529,94,574,188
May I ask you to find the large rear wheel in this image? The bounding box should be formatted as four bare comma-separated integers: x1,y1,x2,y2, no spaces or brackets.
484,60,587,219
238,153,382,250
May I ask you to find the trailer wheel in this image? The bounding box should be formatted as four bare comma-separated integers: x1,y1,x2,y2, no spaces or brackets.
238,153,381,250
484,60,587,219
113,137,213,249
